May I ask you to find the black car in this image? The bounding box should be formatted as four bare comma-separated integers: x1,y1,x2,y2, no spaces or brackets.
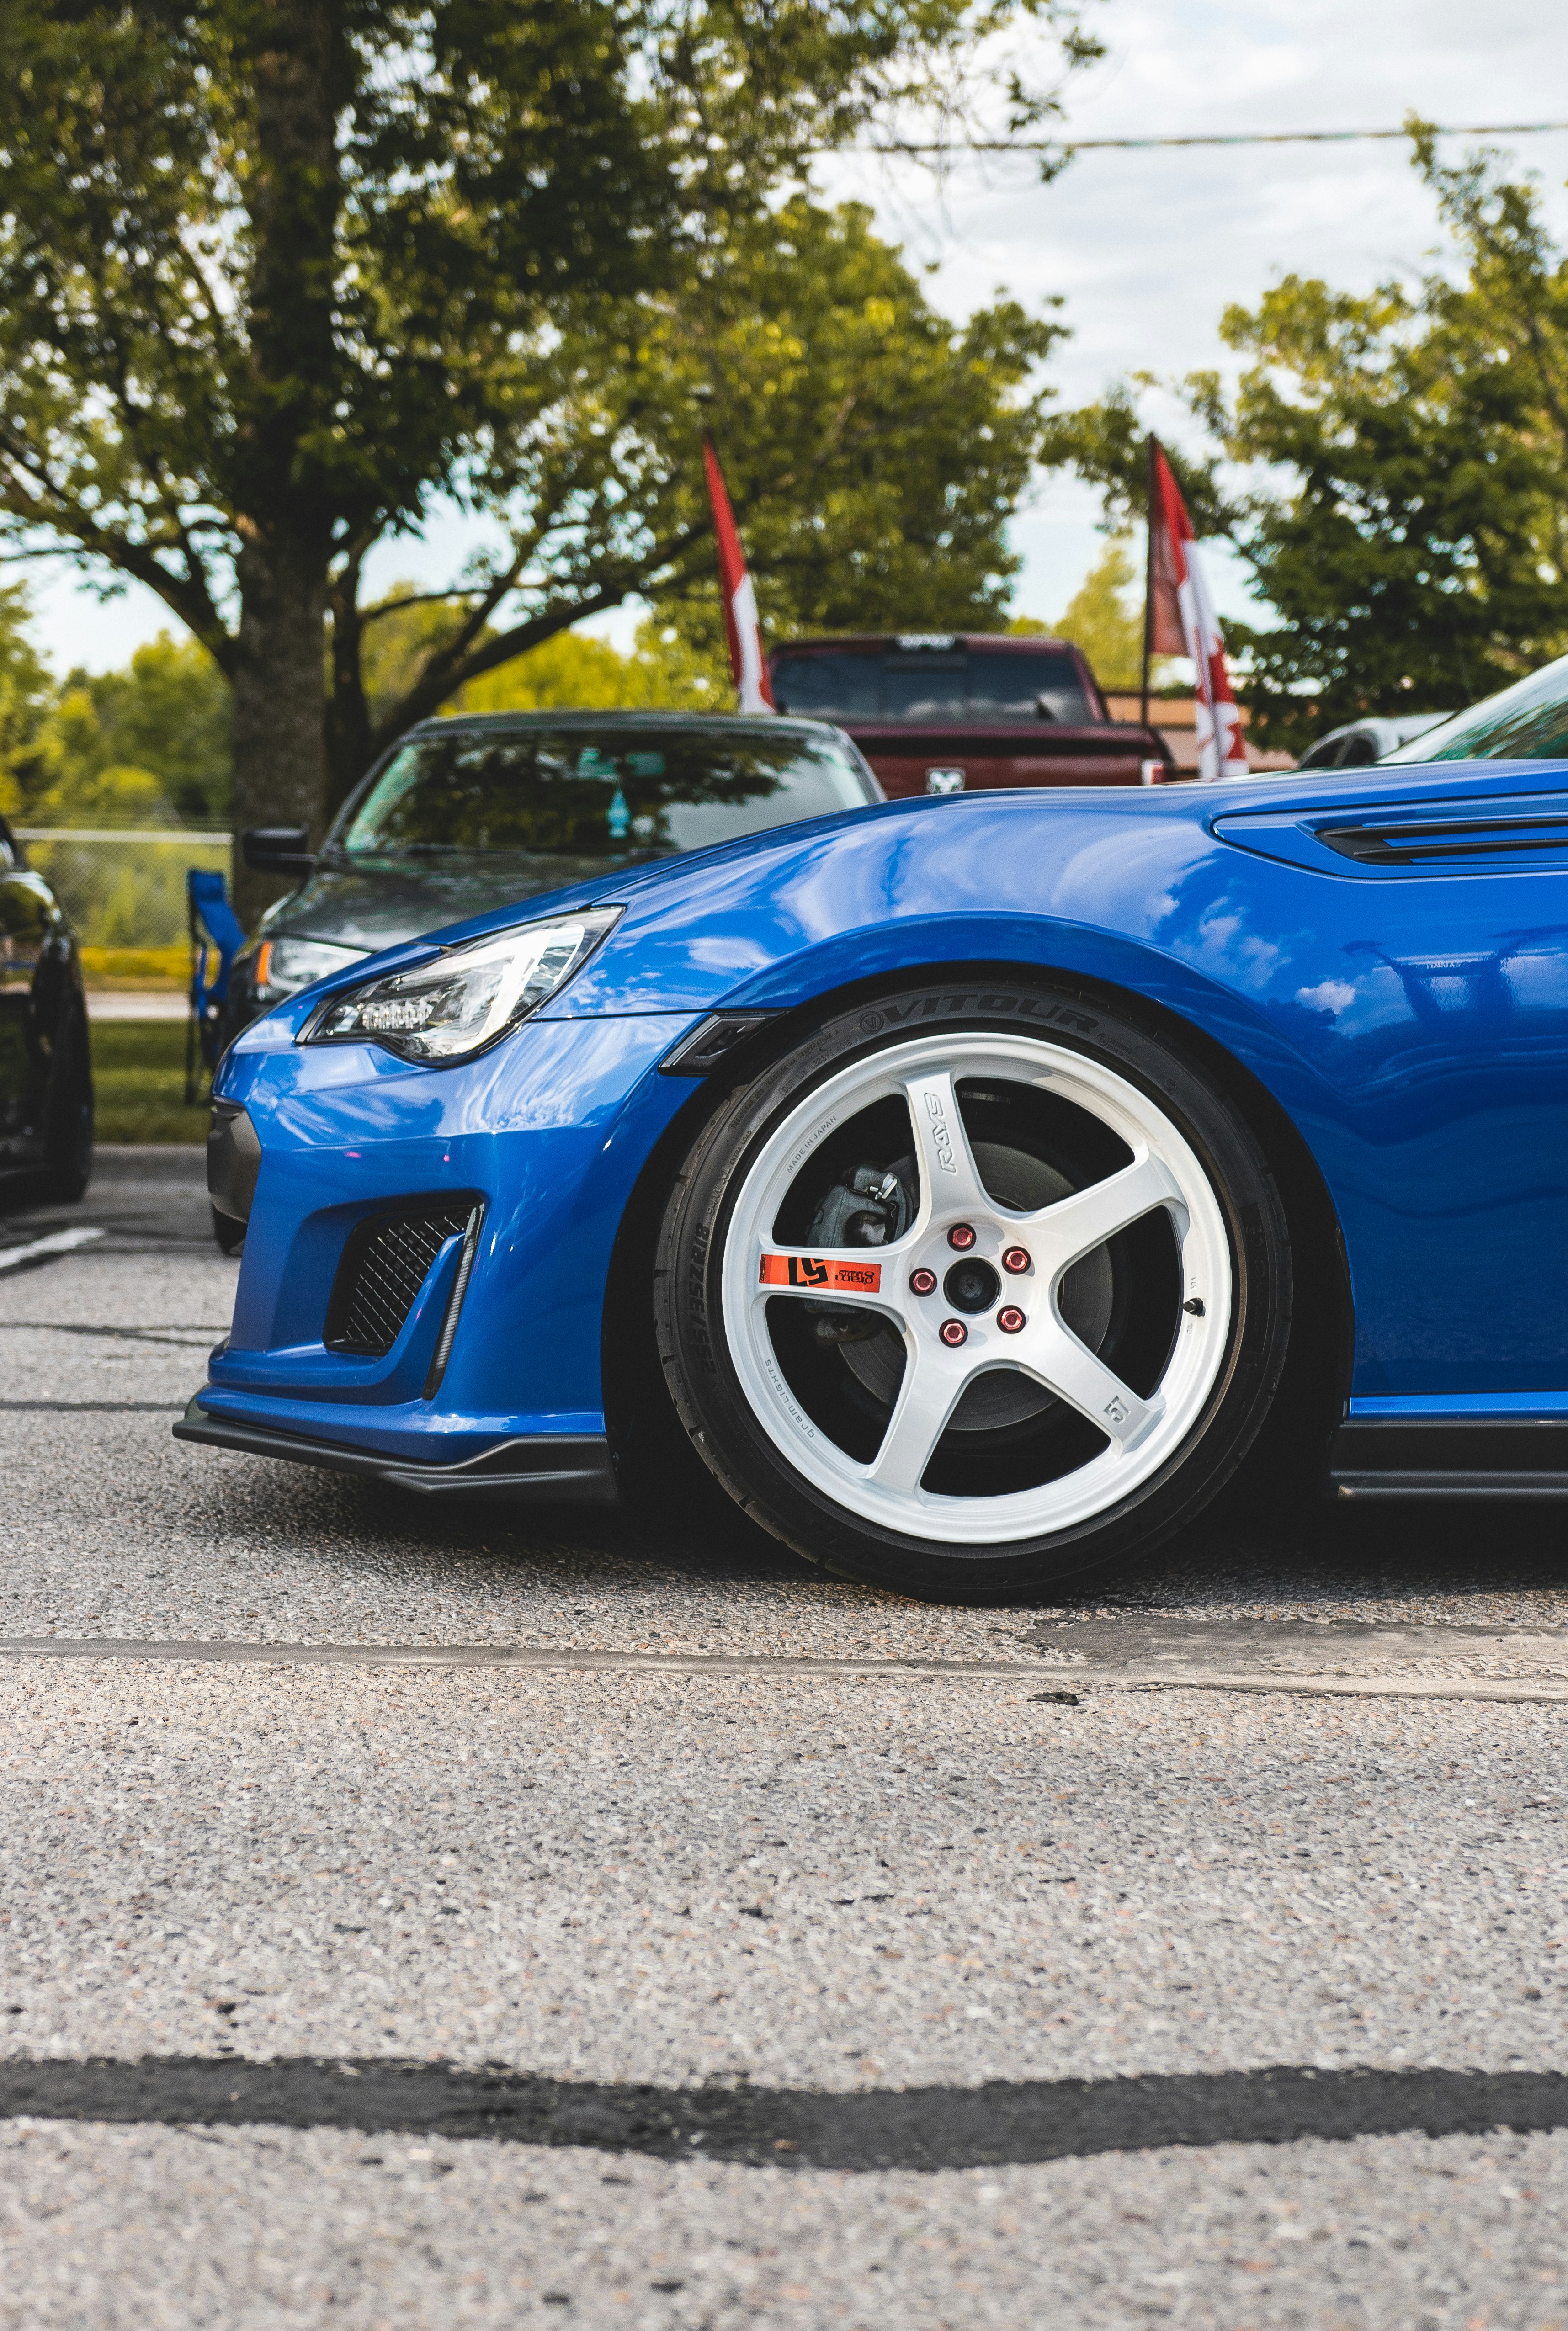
227,710,883,1033
0,816,93,1203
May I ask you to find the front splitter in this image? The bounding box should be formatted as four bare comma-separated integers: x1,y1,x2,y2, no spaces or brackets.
173,1396,617,1503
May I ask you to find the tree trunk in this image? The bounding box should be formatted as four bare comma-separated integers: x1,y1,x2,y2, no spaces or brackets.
229,0,346,930
324,582,373,826
231,530,330,929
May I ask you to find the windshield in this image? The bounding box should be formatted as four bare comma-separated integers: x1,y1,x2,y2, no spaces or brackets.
336,726,876,861
771,648,1094,725
1382,656,1568,764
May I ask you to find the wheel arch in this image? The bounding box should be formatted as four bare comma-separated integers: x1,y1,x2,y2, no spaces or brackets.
600,954,1354,1500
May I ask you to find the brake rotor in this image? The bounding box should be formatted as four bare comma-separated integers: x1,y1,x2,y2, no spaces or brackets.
835,1142,1115,1434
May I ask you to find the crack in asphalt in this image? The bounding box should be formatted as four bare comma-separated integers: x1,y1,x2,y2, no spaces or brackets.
1,2058,1565,2170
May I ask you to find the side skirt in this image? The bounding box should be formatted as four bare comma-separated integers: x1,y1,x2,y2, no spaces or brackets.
1331,1418,1568,1501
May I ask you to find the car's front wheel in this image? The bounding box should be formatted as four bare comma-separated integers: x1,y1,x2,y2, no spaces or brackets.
654,982,1292,1602
37,1005,93,1204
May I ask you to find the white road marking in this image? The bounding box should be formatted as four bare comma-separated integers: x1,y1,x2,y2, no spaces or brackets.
0,1227,106,1273
3,1631,1568,1701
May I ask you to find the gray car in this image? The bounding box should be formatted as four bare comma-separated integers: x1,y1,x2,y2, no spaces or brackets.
1293,712,1451,771
228,710,882,1035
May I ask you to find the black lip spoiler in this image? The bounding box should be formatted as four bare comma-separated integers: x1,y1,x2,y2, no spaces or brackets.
173,1396,617,1503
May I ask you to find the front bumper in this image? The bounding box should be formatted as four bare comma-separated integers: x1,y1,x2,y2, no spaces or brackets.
185,1004,705,1484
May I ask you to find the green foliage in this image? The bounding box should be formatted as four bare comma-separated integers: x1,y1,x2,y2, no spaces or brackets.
359,196,1063,733
0,579,52,818
630,200,1058,649
355,589,730,719
1059,135,1568,756
4,629,229,826
455,620,730,715
81,636,231,823
1052,536,1145,689
0,0,1095,838
0,586,229,953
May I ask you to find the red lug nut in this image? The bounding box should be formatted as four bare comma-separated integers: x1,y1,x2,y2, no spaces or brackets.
939,1318,968,1347
947,1223,977,1251
909,1267,938,1297
997,1306,1026,1334
1002,1245,1031,1275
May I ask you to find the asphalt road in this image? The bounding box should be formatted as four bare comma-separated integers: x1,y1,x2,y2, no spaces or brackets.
3,1148,1568,2327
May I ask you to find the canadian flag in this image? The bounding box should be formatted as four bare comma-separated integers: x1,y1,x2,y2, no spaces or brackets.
1148,439,1248,781
703,437,776,714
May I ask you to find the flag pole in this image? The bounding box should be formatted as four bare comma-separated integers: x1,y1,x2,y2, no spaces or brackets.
1140,432,1156,732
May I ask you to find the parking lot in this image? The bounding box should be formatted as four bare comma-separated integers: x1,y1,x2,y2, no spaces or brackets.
3,1148,1568,2327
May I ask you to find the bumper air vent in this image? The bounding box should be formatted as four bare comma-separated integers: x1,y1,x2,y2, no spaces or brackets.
325,1203,481,1360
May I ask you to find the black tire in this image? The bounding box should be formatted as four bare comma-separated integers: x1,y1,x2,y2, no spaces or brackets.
653,980,1293,1604
211,1205,246,1255
37,1006,93,1204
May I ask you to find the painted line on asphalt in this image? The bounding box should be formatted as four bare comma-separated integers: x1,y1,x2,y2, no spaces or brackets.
0,1401,190,1412
2,2056,1567,2170
2,1634,1568,1701
0,1227,105,1273
0,1323,227,1342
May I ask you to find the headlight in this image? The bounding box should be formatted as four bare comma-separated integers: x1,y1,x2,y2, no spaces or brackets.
300,908,621,1064
254,936,367,1000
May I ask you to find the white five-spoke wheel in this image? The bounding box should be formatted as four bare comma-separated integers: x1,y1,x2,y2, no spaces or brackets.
655,984,1292,1602
721,1032,1231,1544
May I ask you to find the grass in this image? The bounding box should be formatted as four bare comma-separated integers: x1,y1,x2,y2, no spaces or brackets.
79,945,190,990
91,1020,207,1145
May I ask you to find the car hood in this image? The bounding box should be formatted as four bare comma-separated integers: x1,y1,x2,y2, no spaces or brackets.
244,757,1568,1046
268,852,644,953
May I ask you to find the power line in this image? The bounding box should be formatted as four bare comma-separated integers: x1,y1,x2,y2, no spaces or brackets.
858,121,1568,157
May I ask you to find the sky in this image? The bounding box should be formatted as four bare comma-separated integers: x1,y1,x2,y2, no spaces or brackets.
21,0,1568,672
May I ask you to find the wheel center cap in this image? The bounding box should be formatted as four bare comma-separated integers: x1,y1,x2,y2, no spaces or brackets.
943,1257,1001,1315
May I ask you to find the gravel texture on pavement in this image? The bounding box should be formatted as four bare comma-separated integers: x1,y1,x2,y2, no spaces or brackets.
8,1243,1568,1655
5,1164,1568,2325
1,2120,1567,2329
1,1657,1566,2085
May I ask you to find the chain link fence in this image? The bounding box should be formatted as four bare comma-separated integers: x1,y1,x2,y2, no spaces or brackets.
16,828,232,951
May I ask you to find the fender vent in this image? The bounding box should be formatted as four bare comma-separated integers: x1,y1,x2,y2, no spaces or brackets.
325,1205,478,1359
1318,814,1568,868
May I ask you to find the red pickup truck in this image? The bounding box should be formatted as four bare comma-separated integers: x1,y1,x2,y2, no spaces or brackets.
768,632,1175,796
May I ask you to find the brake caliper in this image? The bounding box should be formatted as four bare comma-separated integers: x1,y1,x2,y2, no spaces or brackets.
803,1166,910,1345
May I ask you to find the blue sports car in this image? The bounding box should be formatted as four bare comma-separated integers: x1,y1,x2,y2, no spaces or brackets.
181,658,1568,1602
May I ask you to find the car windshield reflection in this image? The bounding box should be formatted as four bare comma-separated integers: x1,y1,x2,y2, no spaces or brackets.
1382,654,1568,764
334,726,875,863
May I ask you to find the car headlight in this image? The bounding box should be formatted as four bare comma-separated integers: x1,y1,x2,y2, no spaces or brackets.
300,908,621,1064
254,936,367,1000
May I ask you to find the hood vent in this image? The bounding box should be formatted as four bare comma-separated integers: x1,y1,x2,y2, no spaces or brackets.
1318,813,1568,869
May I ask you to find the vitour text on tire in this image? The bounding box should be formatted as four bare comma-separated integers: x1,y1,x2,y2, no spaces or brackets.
654,980,1292,1603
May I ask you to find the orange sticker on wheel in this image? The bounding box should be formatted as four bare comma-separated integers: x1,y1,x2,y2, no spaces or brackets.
759,1253,882,1293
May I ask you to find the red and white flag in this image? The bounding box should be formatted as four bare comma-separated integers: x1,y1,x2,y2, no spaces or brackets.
1148,440,1248,781
703,437,775,714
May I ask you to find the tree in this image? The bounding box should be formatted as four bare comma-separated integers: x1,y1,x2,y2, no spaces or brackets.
1055,133,1568,757
70,635,232,823
358,589,728,718
542,198,1061,676
1051,536,1143,688
0,579,51,816
3,630,231,827
0,0,1093,912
